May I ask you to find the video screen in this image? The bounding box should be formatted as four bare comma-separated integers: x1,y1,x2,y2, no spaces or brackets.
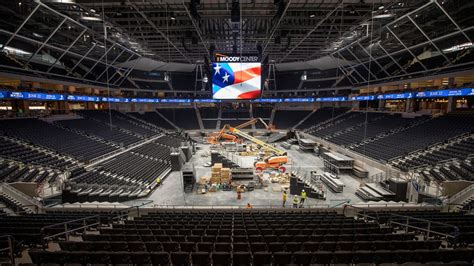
212,61,261,100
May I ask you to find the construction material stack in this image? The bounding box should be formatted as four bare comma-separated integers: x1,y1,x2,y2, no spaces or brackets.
221,168,231,184
211,163,222,183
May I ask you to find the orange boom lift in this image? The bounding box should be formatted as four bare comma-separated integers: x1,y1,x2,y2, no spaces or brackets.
208,118,288,172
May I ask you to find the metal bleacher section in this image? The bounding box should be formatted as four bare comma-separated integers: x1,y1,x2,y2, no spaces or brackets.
0,208,467,265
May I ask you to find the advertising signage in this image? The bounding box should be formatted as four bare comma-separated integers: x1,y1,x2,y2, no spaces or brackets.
0,87,471,104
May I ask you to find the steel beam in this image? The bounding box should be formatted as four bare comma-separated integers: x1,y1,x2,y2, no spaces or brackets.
262,0,292,55
340,25,474,75
0,29,127,72
336,52,367,83
279,1,343,62
70,43,97,73
329,55,356,86
46,28,88,73
116,56,142,87
346,48,378,80
407,15,451,65
377,43,408,75
82,44,116,79
1,3,40,50
106,53,136,84
95,49,127,82
330,0,434,57
127,1,190,63
33,0,141,57
182,1,210,58
356,42,391,77
24,18,67,67
433,0,472,43
386,27,428,71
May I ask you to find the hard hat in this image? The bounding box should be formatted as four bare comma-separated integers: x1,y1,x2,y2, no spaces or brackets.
302,189,305,192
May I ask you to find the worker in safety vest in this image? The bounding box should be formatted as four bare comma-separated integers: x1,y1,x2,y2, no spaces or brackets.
292,195,299,208
300,190,307,208
282,191,287,207
156,177,161,186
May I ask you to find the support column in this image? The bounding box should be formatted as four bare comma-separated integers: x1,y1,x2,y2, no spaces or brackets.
352,100,359,109
405,99,414,113
378,100,384,110
447,97,455,112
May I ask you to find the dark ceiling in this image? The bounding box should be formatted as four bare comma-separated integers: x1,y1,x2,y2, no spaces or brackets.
0,0,472,93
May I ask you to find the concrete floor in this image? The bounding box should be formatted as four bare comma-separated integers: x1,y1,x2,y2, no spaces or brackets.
146,142,373,207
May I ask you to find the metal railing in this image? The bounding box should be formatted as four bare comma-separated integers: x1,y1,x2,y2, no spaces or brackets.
151,204,331,209
344,204,459,244
448,184,474,205
0,235,15,264
40,200,154,246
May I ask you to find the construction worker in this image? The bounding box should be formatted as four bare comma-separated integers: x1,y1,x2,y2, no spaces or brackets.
237,185,242,200
292,195,299,208
156,177,162,186
300,189,307,208
282,190,287,208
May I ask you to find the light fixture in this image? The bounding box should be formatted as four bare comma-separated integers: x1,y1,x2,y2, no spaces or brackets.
45,0,76,3
301,71,307,81
203,75,208,83
373,13,395,19
309,14,315,18
80,15,102,21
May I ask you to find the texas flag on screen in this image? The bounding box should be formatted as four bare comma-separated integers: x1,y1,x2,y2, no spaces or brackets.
212,62,261,100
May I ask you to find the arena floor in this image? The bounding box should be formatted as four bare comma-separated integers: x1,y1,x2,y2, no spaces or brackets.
146,142,381,207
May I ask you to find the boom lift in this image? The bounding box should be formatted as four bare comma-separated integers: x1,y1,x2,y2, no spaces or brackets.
208,118,274,144
208,119,288,172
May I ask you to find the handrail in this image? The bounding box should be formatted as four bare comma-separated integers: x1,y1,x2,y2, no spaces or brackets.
387,212,459,242
449,184,474,203
41,215,101,244
40,199,154,246
344,204,459,244
0,235,15,264
151,204,331,209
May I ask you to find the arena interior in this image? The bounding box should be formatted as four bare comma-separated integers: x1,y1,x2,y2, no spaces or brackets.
0,0,473,264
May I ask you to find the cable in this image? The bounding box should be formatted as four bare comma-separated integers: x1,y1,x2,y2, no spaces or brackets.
361,1,376,167
102,0,113,130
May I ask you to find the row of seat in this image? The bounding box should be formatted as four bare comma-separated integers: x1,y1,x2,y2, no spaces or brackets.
28,249,474,265
0,136,75,170
59,239,440,253
0,118,118,162
84,232,415,243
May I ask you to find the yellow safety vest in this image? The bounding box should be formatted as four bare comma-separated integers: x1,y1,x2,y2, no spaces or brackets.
301,191,307,199
293,197,298,204
282,193,287,201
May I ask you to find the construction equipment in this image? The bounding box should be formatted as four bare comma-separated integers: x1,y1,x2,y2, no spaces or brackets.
208,118,288,173
207,118,273,144
255,155,288,173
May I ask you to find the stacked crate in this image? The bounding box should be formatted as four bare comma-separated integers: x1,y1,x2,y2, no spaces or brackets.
220,168,231,184
211,163,222,183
